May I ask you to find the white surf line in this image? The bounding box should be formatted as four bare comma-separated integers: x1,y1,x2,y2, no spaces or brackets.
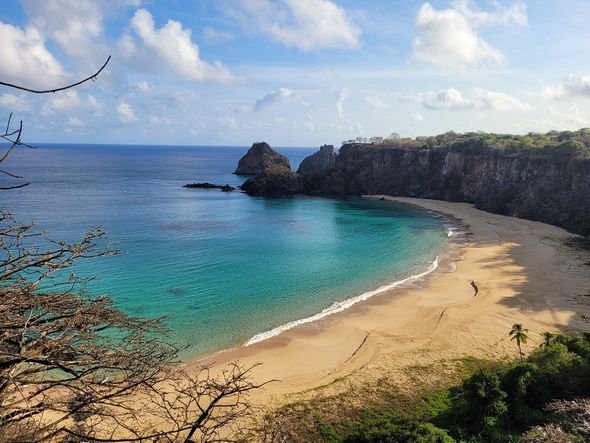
244,256,441,346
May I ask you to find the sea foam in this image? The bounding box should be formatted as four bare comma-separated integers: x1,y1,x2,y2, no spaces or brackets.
245,256,440,346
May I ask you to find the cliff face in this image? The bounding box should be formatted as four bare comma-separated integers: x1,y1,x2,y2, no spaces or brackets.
296,145,337,174
234,142,291,175
301,144,590,235
241,167,300,196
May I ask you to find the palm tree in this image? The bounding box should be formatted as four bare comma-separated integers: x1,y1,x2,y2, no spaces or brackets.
540,331,553,348
509,323,529,362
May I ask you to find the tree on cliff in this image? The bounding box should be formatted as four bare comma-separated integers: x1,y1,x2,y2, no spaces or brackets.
0,61,266,442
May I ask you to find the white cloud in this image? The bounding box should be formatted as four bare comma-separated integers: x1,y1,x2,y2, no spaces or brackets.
42,90,81,115
412,112,424,121
22,0,106,63
86,95,104,114
421,88,472,110
336,88,350,118
87,95,100,108
224,0,360,51
130,81,153,93
418,87,530,111
225,118,239,130
303,120,315,131
254,88,297,111
0,93,28,111
303,114,316,132
364,96,389,109
413,1,526,69
451,0,527,27
562,103,586,127
66,116,86,128
41,91,105,116
117,100,137,123
516,103,588,133
121,9,237,83
303,114,315,132
148,115,172,125
542,75,590,100
203,27,235,42
253,87,318,111
472,88,530,111
118,34,137,57
0,21,65,88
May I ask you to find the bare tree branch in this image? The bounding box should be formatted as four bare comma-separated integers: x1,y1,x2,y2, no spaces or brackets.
0,56,111,190
0,56,111,94
0,212,267,442
0,51,266,442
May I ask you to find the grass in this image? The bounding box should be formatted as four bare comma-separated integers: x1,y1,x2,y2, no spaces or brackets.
250,356,492,442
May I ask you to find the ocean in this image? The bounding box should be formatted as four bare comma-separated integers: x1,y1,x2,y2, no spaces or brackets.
1,144,448,357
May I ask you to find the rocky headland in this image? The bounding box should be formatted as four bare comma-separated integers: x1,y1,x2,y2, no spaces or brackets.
234,142,291,175
296,144,337,174
238,131,590,236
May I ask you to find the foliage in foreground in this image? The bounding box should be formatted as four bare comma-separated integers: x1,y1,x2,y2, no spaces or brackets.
0,210,265,442
260,332,590,442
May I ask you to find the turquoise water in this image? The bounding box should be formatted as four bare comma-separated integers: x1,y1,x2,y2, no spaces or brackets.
1,144,448,356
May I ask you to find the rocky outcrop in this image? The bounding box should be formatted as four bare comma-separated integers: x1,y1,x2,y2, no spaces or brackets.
296,145,337,174
240,139,590,235
234,142,291,175
300,144,590,236
241,166,299,196
183,182,236,192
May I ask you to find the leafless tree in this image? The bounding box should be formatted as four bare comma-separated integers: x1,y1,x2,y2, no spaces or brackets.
0,211,268,442
520,398,590,442
1,58,268,442
1,57,111,190
0,113,34,190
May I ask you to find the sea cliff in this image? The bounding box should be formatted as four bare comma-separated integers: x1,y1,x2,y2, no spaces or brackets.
242,131,590,236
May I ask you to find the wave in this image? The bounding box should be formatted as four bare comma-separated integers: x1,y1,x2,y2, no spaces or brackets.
244,256,441,346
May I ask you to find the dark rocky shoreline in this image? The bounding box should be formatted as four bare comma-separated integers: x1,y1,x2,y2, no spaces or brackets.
235,132,590,236
183,182,236,192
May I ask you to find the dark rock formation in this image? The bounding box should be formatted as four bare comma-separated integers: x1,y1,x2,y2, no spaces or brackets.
239,134,590,235
296,145,337,174
241,166,300,196
183,182,236,192
300,143,590,236
234,142,291,175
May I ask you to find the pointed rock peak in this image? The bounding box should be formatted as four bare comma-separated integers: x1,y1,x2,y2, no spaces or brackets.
234,142,291,175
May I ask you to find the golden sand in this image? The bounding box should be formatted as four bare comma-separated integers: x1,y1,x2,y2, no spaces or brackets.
189,197,590,405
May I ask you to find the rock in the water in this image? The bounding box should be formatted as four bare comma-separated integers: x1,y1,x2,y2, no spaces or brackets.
234,142,291,175
240,166,300,196
183,182,236,192
297,144,337,174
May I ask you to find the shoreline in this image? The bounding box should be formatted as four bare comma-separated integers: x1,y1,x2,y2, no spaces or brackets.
187,197,590,404
188,198,467,362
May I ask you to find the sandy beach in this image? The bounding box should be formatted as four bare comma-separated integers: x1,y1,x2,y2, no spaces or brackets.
190,197,590,405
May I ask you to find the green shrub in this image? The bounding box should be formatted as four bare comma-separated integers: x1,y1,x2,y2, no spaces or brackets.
343,415,455,443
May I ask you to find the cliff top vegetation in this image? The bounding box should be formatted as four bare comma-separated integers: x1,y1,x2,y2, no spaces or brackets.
343,128,590,159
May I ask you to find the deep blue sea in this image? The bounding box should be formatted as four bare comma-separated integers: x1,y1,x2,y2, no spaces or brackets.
1,144,448,356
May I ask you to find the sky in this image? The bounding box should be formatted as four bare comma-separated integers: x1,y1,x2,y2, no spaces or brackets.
0,0,589,147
